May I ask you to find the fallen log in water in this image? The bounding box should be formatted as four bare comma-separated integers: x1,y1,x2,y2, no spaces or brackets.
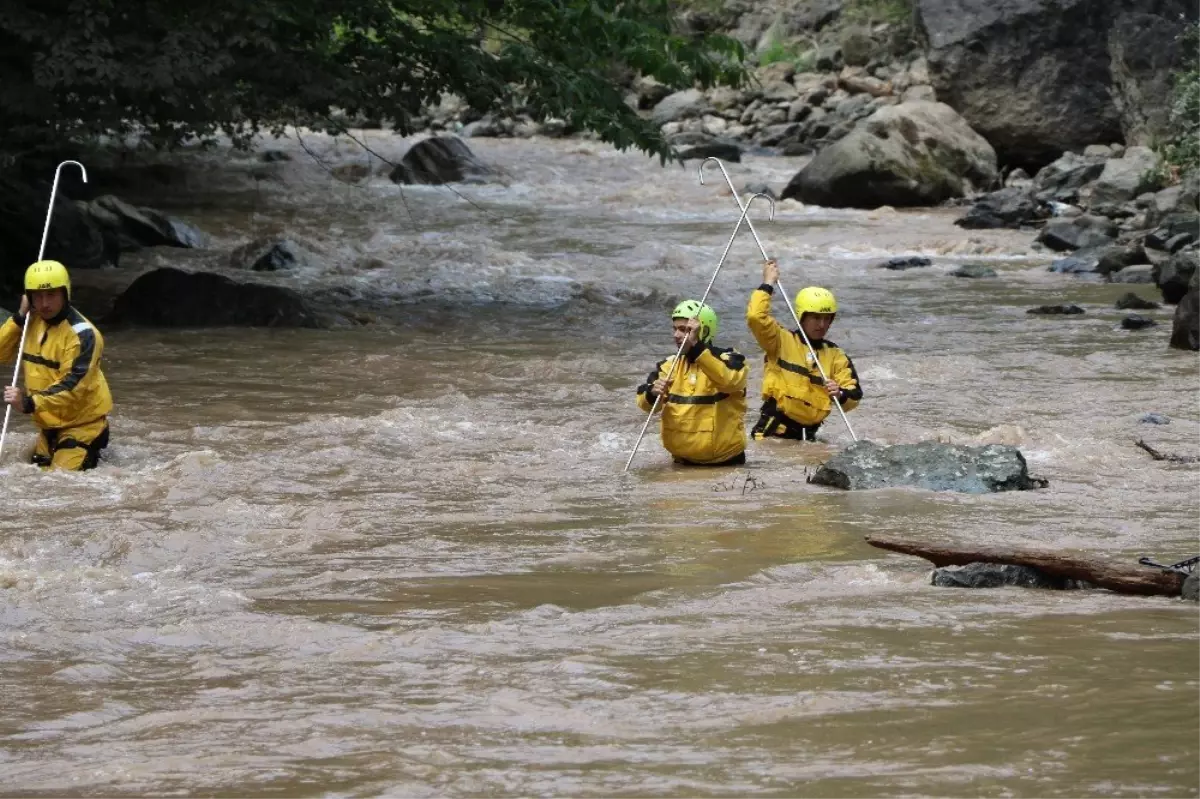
864,536,1186,597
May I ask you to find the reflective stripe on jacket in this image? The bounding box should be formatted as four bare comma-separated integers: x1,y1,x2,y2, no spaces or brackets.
636,341,748,464
0,307,113,430
746,286,860,427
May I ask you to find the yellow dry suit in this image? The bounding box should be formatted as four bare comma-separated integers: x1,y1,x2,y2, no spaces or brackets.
0,306,113,470
636,340,748,465
746,284,860,440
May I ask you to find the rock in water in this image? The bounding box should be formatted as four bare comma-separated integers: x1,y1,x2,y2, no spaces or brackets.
808,439,1048,493
932,562,1087,589
388,136,491,185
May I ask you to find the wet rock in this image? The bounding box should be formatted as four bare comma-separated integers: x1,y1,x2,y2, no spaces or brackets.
1120,314,1156,330
1110,264,1155,284
1168,270,1199,351
874,256,932,270
781,101,997,208
954,187,1046,229
676,141,741,162
388,136,490,185
1115,292,1160,310
228,238,313,272
260,150,292,162
1031,151,1107,203
1144,213,1200,251
742,182,778,200
1037,215,1118,252
0,174,109,296
1027,304,1085,315
1087,146,1162,208
1154,250,1199,305
950,264,997,278
807,439,1048,493
107,267,328,328
932,562,1087,590
1049,243,1142,276
1139,412,1171,425
81,195,205,252
1183,574,1199,602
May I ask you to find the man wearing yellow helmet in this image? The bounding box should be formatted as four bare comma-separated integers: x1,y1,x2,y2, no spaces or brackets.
746,259,861,441
636,299,749,465
1,260,113,470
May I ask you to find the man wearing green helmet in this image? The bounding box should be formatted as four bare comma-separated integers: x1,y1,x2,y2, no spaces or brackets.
636,299,749,466
746,259,861,441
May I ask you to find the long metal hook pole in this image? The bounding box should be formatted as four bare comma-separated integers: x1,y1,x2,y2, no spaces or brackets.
624,191,775,473
699,157,857,441
0,160,88,463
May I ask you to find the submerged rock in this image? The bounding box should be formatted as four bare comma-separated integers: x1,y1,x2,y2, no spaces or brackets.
1027,304,1084,315
932,562,1089,590
1115,292,1160,310
107,267,329,328
808,440,1048,493
874,256,932,270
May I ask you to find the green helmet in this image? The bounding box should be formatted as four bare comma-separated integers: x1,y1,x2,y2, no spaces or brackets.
671,299,718,343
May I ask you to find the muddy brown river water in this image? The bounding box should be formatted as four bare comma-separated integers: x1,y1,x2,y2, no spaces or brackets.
1,133,1197,797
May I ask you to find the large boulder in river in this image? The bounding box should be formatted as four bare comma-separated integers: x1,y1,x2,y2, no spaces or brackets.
780,101,997,208
808,439,1048,493
1154,250,1199,305
954,187,1046,229
0,173,109,295
107,268,327,328
80,195,206,252
388,136,490,185
914,0,1197,169
1168,270,1199,351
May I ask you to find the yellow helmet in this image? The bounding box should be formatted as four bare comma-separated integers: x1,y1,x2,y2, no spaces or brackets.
794,286,837,316
24,260,71,299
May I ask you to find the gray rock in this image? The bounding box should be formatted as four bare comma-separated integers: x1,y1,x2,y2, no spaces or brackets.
389,136,490,185
107,267,329,328
1109,11,1196,146
228,238,312,272
950,264,997,278
932,562,1088,590
1027,304,1085,315
781,101,997,208
676,142,742,163
1037,215,1118,252
1144,213,1200,251
1155,250,1199,305
914,0,1196,168
81,195,205,251
1169,270,1199,351
651,89,709,126
874,256,933,270
807,439,1048,493
1120,314,1157,330
1032,151,1108,203
1087,146,1162,207
954,187,1046,229
1115,292,1160,310
1110,264,1156,284
743,182,778,200
1183,574,1199,601
1139,412,1171,424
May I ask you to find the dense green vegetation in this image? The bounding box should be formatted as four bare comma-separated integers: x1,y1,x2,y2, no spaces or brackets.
1158,20,1199,180
0,0,748,164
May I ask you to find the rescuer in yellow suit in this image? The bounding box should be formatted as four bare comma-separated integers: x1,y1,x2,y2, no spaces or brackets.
746,259,861,442
636,300,748,466
1,260,113,470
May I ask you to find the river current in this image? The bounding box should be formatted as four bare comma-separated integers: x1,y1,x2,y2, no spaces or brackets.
1,132,1197,797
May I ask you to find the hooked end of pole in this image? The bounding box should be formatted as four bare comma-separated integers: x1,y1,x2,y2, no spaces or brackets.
747,192,777,222
57,160,88,183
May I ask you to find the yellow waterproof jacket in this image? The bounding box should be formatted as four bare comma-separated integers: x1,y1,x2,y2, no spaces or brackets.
0,307,113,431
746,285,861,427
636,341,748,464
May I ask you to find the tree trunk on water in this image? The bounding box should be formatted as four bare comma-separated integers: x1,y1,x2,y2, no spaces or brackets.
864,536,1186,597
